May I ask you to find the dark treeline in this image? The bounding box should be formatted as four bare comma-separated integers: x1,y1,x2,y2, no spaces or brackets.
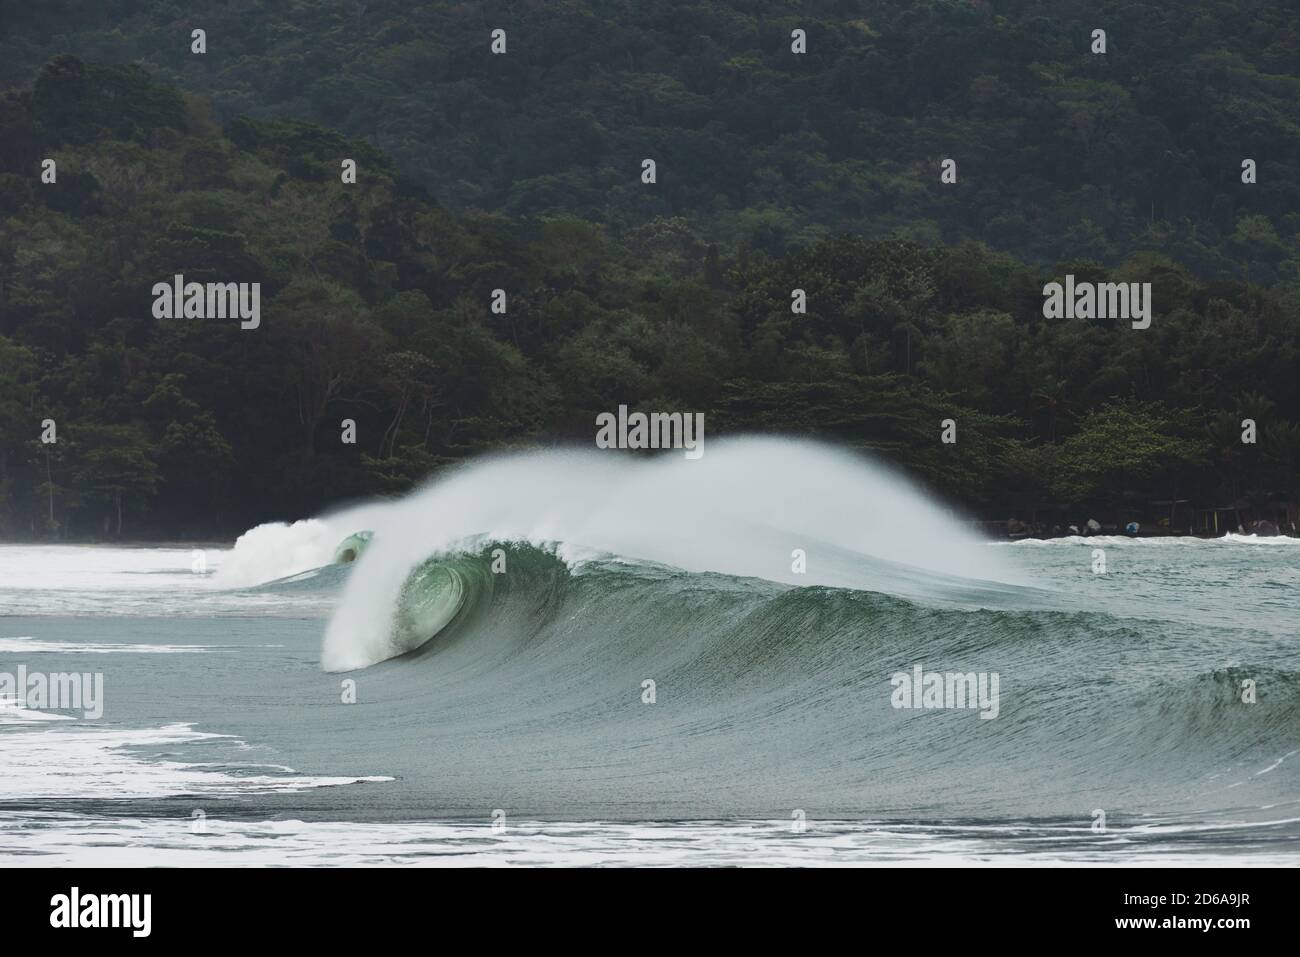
1,1,1298,280
0,58,1298,539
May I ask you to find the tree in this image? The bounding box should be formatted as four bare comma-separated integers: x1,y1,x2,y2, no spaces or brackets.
270,279,388,454
1050,403,1206,506
68,423,159,538
0,336,38,528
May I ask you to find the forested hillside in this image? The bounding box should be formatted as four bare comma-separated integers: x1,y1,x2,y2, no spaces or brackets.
2,58,1297,538
2,0,1298,278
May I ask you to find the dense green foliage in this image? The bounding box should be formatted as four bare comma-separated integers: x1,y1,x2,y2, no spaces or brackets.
2,1,1298,279
1,57,1296,538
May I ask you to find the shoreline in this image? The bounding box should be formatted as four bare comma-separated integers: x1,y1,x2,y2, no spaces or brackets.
1,531,1299,548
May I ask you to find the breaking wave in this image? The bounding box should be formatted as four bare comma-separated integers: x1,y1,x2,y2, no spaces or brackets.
316,438,1023,670
201,438,1299,819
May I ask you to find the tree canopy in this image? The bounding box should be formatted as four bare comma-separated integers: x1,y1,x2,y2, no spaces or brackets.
1,2,1297,280
0,54,1296,538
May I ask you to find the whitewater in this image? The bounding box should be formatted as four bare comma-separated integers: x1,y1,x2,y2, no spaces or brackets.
1,438,1297,865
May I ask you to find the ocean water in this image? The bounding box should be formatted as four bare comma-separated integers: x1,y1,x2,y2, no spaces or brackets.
1,441,1297,866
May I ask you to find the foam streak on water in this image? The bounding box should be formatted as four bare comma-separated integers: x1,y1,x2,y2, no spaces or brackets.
4,815,1297,867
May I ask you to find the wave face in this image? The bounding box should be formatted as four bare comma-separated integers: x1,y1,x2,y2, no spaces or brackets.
302,540,1299,819
320,438,1021,670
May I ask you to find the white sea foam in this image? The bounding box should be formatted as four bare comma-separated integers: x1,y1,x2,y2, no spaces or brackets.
0,722,391,799
0,637,213,654
0,544,217,591
3,815,1296,867
0,542,337,616
0,699,75,724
